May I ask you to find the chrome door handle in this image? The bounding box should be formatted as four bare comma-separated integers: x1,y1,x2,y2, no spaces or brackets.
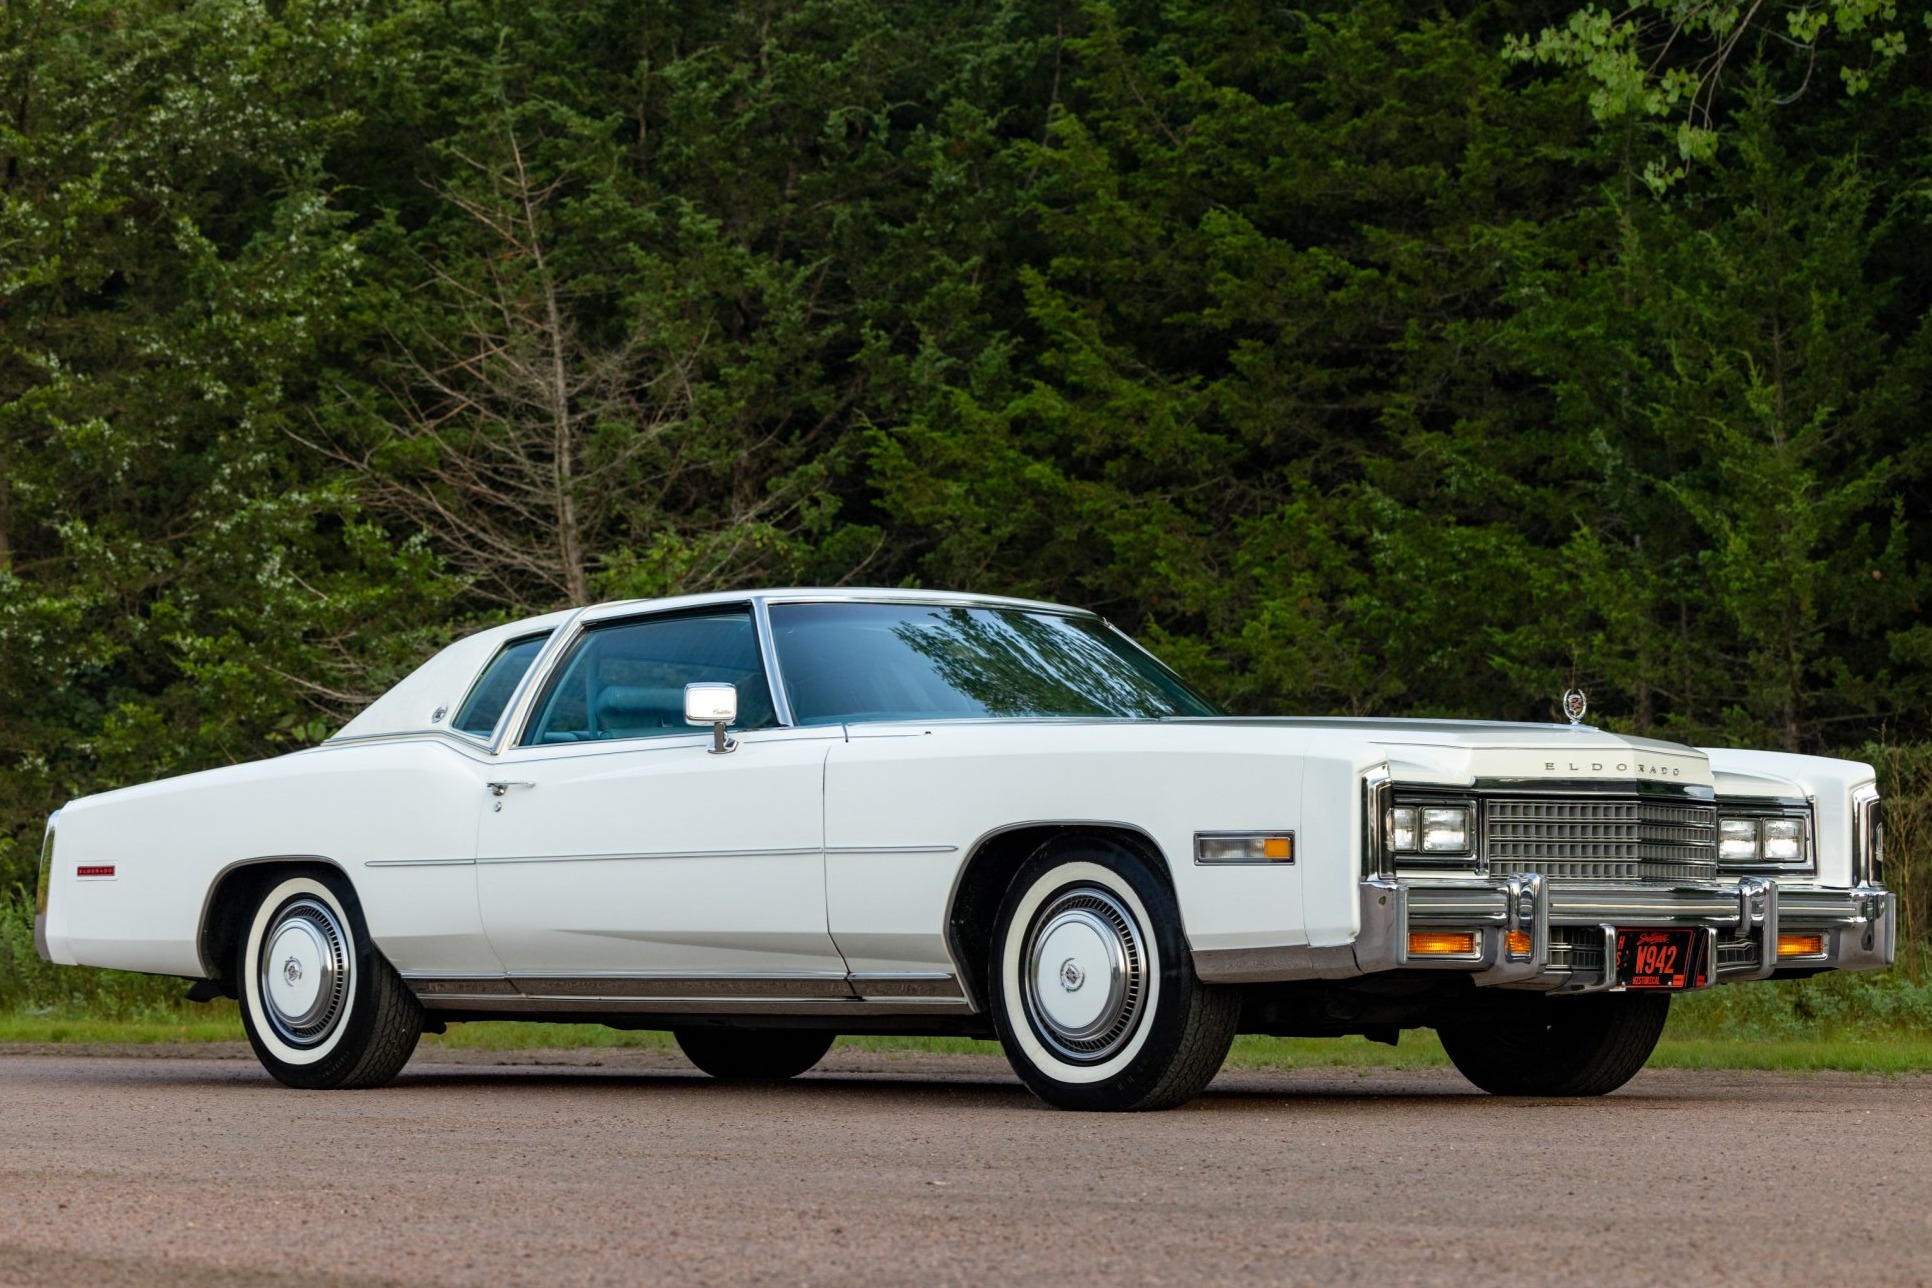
486,781,535,797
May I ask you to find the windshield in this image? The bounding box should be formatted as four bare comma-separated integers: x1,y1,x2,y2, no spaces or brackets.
768,602,1221,725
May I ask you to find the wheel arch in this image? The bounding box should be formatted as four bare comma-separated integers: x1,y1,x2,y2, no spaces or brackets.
944,822,1177,1013
196,856,357,985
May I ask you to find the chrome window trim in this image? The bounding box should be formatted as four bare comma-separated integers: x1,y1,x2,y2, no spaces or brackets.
447,630,556,743
492,606,592,754
750,595,797,727
756,596,1216,726
745,588,1097,616
505,601,778,750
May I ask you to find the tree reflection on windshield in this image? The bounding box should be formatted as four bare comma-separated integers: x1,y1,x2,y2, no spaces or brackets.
769,602,1219,724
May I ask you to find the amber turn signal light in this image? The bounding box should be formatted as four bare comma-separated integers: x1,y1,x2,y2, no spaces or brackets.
1776,932,1826,958
1504,929,1533,957
1408,931,1478,957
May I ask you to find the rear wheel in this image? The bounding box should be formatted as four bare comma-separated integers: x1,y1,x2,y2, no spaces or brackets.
674,1028,835,1081
989,838,1238,1111
236,871,422,1090
1437,993,1670,1096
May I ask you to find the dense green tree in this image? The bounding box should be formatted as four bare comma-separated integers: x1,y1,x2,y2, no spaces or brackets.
0,0,1927,900
0,0,451,880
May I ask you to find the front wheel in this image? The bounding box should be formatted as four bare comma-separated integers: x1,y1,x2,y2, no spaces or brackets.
236,871,423,1090
1437,993,1670,1096
989,839,1238,1111
674,1028,836,1081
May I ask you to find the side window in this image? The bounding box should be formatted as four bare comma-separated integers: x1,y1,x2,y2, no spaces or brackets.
450,634,551,737
520,610,777,746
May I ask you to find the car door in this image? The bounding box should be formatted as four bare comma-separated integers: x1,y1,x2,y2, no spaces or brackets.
474,605,850,999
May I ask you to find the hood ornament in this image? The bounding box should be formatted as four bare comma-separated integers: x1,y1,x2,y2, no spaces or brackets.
1562,689,1588,726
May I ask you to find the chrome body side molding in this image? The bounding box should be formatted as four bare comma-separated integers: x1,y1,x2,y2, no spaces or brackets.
400,970,971,1012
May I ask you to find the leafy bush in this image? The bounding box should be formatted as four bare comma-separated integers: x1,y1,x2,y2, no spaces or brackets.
0,890,201,1020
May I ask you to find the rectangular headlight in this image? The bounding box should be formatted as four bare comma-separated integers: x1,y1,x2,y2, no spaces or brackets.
1420,806,1471,853
1718,818,1760,863
1387,807,1417,853
1761,818,1803,862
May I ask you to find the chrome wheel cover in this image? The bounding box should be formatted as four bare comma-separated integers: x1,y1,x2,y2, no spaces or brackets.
256,896,351,1048
1020,885,1146,1064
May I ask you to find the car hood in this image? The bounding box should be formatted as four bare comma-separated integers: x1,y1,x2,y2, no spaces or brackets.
1176,717,1714,793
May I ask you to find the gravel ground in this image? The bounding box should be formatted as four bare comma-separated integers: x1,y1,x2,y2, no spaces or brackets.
1,1045,1928,1287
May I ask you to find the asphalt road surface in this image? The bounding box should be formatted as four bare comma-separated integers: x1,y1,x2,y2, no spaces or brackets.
2,1045,1928,1287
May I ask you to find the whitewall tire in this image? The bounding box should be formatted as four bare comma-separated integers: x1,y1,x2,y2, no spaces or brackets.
990,839,1239,1111
236,871,423,1090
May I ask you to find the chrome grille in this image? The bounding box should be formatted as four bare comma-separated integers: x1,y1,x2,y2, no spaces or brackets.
1717,939,1761,972
1547,927,1607,976
1485,798,1717,882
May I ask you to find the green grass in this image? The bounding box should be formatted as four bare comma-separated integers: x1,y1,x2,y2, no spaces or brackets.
0,1008,246,1044
1647,1036,1932,1073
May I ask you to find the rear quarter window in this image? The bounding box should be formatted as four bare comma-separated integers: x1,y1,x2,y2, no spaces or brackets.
451,634,551,736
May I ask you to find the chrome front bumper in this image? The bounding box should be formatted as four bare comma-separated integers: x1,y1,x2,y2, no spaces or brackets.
1194,876,1896,988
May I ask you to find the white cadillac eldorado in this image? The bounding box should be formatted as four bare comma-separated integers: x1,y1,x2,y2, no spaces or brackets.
34,590,1894,1109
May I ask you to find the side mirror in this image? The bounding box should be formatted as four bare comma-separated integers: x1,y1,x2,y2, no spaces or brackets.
684,682,739,755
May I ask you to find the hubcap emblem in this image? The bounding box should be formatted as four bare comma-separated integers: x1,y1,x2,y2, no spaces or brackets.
282,957,303,987
1059,958,1086,992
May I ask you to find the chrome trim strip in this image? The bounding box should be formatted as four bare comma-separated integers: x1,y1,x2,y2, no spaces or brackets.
1472,777,1716,803
1407,887,1508,925
508,973,857,1000
411,970,966,1008
847,972,965,1000
1549,885,1746,925
494,605,593,754
1851,783,1883,885
475,846,823,866
1362,764,1394,879
404,976,520,997
824,844,960,855
364,857,475,868
416,995,973,1015
318,728,511,756
1190,942,1363,985
751,595,796,728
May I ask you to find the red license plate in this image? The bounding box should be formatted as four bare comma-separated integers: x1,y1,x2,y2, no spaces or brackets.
1615,928,1708,990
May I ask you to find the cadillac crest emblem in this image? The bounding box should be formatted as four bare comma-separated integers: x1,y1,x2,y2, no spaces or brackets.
1562,689,1588,726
